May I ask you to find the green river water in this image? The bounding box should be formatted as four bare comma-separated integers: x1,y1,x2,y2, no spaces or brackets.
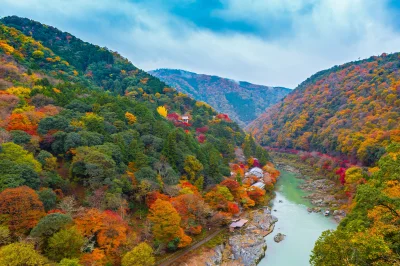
258,170,337,266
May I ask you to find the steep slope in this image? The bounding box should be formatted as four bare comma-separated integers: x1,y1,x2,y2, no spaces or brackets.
0,16,275,264
149,69,290,127
248,53,400,165
1,15,165,95
247,54,400,264
0,15,273,185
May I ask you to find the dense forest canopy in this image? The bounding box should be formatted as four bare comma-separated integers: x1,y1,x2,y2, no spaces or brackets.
0,16,274,265
248,52,400,166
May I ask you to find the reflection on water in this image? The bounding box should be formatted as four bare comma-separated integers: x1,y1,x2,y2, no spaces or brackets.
258,170,337,266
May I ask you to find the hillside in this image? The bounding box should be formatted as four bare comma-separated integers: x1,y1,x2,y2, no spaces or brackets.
248,53,400,166
246,53,400,265
149,69,290,127
0,16,275,265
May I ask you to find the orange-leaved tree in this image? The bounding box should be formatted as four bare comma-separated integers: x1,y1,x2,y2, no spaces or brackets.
0,186,45,234
75,209,128,255
148,199,191,247
145,191,170,208
80,248,107,266
247,186,266,204
171,193,209,232
96,210,128,254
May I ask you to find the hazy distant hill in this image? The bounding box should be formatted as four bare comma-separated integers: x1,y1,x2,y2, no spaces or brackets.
149,69,291,127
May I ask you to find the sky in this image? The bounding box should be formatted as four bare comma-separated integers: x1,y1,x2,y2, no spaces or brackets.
2,0,400,88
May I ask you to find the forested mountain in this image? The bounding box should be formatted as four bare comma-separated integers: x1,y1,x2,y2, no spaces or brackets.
248,53,400,166
247,53,400,265
149,69,290,127
0,16,274,265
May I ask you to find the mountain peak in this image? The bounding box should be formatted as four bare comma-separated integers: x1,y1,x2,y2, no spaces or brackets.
150,68,290,127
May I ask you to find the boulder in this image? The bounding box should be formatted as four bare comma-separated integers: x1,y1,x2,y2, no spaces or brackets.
206,244,224,266
273,233,286,243
229,234,266,266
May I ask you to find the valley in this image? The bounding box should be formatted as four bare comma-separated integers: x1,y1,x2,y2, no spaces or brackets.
0,9,399,266
163,159,341,266
150,69,291,127
261,169,337,266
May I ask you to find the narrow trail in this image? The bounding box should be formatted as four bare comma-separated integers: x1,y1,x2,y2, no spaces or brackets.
157,229,225,266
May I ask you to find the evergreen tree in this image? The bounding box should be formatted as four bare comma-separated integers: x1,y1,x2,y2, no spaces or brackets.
162,131,178,172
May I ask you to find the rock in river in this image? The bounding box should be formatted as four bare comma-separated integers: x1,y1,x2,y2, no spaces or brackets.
273,233,286,243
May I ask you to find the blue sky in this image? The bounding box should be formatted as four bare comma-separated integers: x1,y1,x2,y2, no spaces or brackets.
2,0,400,88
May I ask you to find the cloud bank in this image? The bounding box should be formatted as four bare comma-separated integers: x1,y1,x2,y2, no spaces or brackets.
1,0,400,88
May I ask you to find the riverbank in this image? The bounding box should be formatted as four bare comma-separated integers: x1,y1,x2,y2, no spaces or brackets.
272,152,347,222
164,153,344,265
259,170,337,266
167,207,277,266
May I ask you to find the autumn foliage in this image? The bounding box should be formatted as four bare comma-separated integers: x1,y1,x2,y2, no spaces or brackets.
0,16,274,264
249,53,400,166
148,199,192,247
0,186,45,234
75,209,128,255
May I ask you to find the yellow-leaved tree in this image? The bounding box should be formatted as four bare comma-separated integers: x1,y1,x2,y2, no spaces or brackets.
125,112,137,125
157,106,168,118
121,242,155,266
0,242,49,265
148,199,192,247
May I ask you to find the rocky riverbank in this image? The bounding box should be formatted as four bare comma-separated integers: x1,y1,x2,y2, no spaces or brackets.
206,208,278,266
275,162,347,222
300,179,347,222
173,207,277,266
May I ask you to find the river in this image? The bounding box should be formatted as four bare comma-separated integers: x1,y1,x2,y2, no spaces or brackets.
259,169,337,266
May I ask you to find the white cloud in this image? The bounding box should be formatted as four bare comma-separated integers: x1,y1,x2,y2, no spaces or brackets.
1,0,400,88
215,0,317,21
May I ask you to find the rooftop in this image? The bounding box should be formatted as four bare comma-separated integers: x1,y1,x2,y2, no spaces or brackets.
229,219,248,228
251,181,266,189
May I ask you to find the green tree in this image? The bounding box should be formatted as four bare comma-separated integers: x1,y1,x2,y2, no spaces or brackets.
121,242,155,266
135,167,158,183
64,132,83,152
46,227,84,262
310,230,391,266
255,145,269,166
58,258,82,266
0,242,49,265
37,150,53,166
243,134,257,159
10,130,31,144
70,146,117,187
208,149,222,183
38,188,57,212
0,160,40,191
134,151,149,169
194,175,204,191
30,213,73,239
81,113,105,134
0,142,41,172
162,131,178,171
37,116,69,135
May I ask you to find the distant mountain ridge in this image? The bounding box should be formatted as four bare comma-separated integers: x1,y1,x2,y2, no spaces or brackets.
149,69,291,127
